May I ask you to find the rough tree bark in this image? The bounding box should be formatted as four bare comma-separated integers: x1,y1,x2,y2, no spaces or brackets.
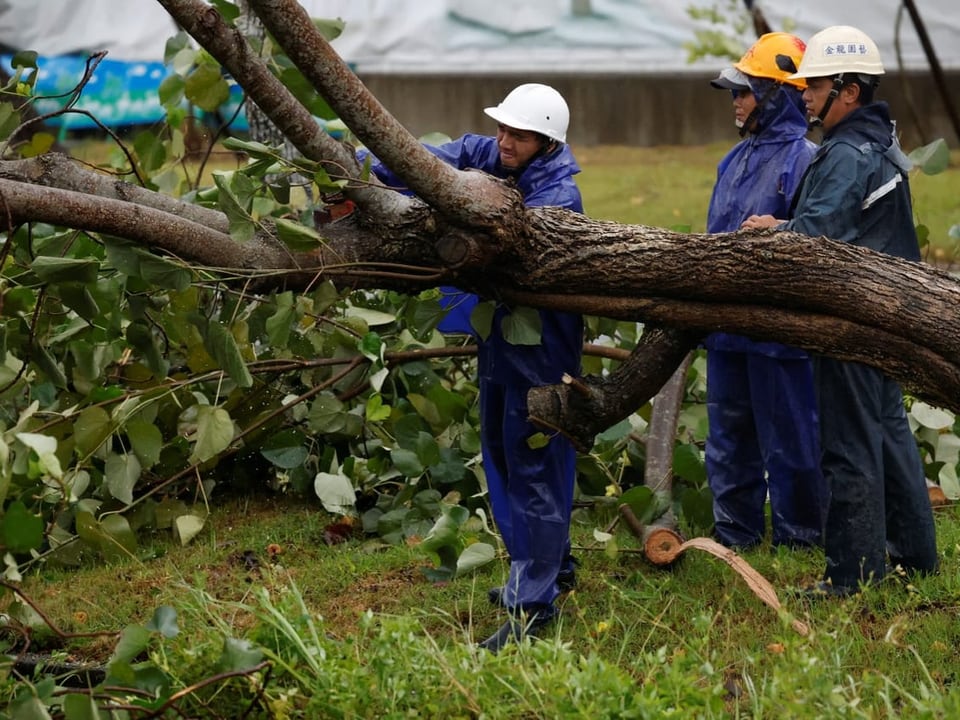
0,0,958,452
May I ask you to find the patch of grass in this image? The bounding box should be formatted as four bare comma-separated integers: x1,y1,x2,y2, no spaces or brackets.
5,495,960,716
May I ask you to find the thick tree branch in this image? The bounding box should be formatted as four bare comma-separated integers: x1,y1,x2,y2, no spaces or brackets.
0,178,278,269
0,154,230,233
245,0,521,229
528,327,701,452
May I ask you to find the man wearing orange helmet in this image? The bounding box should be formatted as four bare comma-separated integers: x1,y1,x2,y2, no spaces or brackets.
743,26,939,595
704,33,827,551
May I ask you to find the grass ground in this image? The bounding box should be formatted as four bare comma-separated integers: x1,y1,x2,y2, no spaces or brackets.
8,493,960,716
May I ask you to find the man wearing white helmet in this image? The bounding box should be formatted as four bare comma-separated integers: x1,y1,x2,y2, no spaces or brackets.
366,83,584,650
742,26,939,595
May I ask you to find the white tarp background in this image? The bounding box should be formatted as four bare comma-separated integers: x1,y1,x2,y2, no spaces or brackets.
0,0,958,73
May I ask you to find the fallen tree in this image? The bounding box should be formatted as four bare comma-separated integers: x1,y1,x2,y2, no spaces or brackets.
0,0,957,567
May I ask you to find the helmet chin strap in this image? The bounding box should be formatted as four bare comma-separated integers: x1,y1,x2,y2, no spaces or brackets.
738,82,782,137
809,73,845,128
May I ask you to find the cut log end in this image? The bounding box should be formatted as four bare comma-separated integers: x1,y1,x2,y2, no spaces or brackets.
643,526,685,565
928,484,949,507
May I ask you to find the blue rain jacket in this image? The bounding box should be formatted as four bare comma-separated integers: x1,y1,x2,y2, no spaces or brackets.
782,102,938,590
368,135,585,386
704,81,825,549
368,136,584,611
705,80,816,357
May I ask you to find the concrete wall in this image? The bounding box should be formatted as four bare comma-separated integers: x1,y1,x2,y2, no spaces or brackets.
359,71,960,149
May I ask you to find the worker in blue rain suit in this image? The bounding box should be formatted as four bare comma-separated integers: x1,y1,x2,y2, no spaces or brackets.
366,83,583,650
743,26,938,594
705,32,827,550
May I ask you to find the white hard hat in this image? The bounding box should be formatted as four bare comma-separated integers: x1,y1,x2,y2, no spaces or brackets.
789,25,884,80
483,83,570,143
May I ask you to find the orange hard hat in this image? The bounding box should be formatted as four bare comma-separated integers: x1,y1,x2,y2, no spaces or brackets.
734,32,808,89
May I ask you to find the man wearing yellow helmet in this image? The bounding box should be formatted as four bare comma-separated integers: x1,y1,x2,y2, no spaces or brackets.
742,26,939,595
704,33,826,552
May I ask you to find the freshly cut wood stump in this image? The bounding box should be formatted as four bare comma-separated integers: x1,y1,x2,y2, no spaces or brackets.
618,504,810,636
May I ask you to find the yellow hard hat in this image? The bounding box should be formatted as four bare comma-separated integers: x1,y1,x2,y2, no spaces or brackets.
734,32,809,90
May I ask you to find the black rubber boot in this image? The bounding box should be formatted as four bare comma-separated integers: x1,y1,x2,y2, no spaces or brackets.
477,610,555,653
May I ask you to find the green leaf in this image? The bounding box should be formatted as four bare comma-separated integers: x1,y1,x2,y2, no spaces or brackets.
126,321,171,379
377,507,408,545
672,443,707,485
209,0,240,21
184,62,229,112
190,405,235,463
57,283,100,321
137,254,192,290
407,393,441,426
414,431,441,467
197,318,253,388
0,103,20,141
265,291,296,347
73,405,112,456
679,485,715,535
456,542,496,574
31,256,100,285
158,73,185,107
365,393,391,423
347,307,396,327
359,331,384,362
314,470,357,515
11,50,38,70
145,605,179,638
75,510,104,547
2,500,44,553
134,129,167,172
127,419,163,469
7,695,54,720
275,217,323,250
501,306,542,345
260,430,309,469
104,452,142,505
312,17,346,42
21,132,55,158
212,171,256,243
908,138,950,175
174,514,206,545
221,136,277,159
526,432,550,450
391,448,424,477
620,485,657,524
111,624,152,664
308,393,347,434
61,693,101,720
428,447,466,484
100,513,138,559
469,301,494,340
217,637,264,673
16,432,63,478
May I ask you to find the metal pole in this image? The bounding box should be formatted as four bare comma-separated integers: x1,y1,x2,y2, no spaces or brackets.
901,0,960,145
